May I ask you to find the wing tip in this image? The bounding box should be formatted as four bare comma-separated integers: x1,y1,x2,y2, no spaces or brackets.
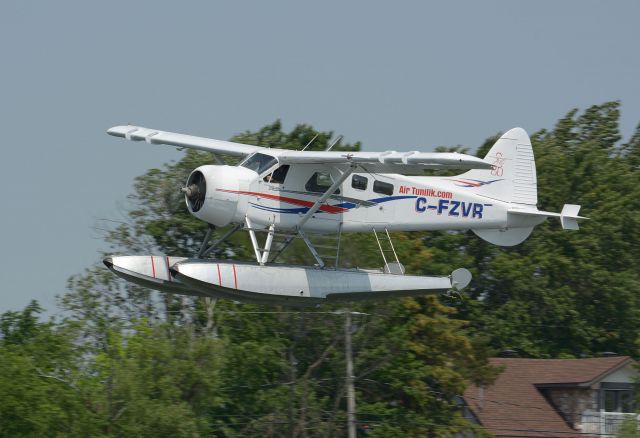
107,125,130,137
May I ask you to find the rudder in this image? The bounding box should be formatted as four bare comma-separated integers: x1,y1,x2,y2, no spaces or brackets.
457,127,537,206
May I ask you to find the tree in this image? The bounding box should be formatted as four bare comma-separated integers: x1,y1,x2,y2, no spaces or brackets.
0,302,104,437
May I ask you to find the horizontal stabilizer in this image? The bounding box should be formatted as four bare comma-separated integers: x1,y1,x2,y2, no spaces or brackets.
560,204,583,230
508,204,586,231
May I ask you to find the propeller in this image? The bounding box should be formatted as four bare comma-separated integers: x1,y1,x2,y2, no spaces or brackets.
182,170,206,212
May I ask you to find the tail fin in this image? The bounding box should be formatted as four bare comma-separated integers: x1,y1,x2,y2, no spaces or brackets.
460,128,585,246
560,204,582,230
458,127,537,206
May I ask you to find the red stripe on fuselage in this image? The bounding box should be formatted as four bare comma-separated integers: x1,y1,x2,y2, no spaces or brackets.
451,179,482,187
150,256,156,278
218,189,348,214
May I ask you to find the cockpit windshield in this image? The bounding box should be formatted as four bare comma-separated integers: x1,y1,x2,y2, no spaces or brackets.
240,153,278,175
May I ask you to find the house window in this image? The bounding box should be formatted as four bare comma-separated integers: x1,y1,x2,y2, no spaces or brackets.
351,175,368,190
305,172,340,194
373,180,394,196
264,165,290,184
602,389,636,413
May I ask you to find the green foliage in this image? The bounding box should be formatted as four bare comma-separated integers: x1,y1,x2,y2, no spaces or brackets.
0,300,43,345
616,415,640,438
0,303,103,437
98,322,226,437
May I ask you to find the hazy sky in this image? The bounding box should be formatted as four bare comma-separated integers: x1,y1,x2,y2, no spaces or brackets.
1,1,639,313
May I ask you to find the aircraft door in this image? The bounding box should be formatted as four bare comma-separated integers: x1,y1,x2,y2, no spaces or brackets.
366,177,398,226
254,164,291,226
274,165,341,232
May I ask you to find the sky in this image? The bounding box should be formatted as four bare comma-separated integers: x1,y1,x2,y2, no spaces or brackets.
1,1,639,313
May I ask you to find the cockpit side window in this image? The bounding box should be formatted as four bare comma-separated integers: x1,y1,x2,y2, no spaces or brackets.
305,172,341,194
264,165,290,184
351,175,368,190
240,153,278,175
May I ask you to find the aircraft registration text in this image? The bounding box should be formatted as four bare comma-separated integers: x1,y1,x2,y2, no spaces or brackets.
415,197,488,219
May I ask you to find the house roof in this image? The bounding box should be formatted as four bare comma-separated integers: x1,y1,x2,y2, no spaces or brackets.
463,356,633,437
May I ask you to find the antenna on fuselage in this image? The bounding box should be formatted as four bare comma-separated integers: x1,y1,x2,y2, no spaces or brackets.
325,135,343,151
301,133,319,151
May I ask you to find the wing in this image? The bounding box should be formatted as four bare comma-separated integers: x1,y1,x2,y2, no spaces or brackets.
107,125,260,157
108,125,492,173
273,150,492,173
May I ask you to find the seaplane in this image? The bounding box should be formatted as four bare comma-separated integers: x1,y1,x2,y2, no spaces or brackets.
104,125,584,305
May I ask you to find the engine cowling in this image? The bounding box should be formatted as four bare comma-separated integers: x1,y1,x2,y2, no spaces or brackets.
183,165,242,227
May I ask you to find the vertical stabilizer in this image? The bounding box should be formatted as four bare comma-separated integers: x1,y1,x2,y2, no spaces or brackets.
458,128,537,206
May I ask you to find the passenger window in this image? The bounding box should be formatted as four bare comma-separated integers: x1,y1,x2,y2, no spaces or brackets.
264,165,290,184
305,172,341,194
351,175,368,190
373,180,394,196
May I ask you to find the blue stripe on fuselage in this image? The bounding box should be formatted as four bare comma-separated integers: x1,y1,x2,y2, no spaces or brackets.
250,195,419,215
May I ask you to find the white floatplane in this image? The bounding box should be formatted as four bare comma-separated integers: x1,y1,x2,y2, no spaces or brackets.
104,125,584,304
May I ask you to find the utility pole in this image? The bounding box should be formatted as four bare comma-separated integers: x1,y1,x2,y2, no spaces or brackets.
288,313,297,438
345,309,357,438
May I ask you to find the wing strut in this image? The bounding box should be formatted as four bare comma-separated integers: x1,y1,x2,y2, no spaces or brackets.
238,166,354,268
245,216,277,265
373,228,405,275
299,230,327,268
197,223,242,258
197,225,215,258
293,166,354,268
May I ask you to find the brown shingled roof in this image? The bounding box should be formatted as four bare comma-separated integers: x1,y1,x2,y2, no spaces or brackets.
463,356,632,437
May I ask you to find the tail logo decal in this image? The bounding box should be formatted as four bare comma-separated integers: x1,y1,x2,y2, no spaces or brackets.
490,152,506,176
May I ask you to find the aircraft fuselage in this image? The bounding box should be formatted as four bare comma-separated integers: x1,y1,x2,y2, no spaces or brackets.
186,163,542,234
